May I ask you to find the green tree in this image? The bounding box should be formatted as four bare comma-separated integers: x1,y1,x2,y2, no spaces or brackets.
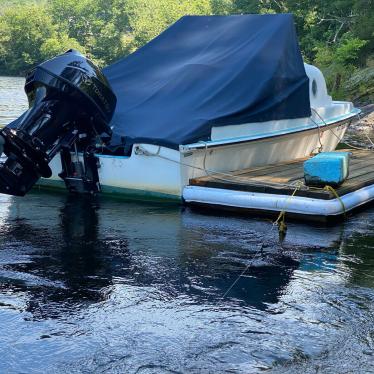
49,0,131,65
122,0,212,52
315,35,367,96
0,0,373,103
0,3,82,74
0,4,55,74
40,34,84,61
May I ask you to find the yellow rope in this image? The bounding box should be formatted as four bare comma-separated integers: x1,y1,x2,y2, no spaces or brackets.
324,185,346,216
274,181,303,245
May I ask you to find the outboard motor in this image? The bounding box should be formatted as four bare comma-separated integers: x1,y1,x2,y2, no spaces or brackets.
0,50,116,196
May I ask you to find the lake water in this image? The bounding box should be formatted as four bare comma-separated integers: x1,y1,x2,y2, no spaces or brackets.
0,76,28,127
0,76,373,373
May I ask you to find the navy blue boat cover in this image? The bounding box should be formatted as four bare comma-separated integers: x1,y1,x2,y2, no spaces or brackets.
104,14,310,150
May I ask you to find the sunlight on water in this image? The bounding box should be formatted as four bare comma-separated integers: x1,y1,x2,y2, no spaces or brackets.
0,76,373,373
0,76,28,127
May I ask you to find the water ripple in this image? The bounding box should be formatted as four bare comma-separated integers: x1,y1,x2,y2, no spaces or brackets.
0,77,27,127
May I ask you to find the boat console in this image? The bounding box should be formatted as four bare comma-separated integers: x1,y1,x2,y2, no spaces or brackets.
0,50,116,196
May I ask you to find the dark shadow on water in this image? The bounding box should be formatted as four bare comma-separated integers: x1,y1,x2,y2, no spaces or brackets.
0,192,307,319
0,195,130,319
2,188,373,320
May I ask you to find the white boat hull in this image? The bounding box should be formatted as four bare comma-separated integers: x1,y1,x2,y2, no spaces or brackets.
38,114,353,201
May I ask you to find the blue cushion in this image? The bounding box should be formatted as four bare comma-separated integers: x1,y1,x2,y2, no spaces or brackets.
304,152,351,187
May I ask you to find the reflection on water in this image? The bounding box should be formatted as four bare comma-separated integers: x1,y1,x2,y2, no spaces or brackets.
0,192,373,373
0,76,373,373
0,76,27,127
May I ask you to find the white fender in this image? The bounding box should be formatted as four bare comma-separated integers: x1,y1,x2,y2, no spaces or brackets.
183,185,374,217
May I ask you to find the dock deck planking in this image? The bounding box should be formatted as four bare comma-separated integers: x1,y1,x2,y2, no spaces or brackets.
189,149,374,201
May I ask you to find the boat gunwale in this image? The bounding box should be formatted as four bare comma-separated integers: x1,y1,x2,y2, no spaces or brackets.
180,108,359,152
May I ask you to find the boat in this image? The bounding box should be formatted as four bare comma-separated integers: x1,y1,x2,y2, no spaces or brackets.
1,14,360,202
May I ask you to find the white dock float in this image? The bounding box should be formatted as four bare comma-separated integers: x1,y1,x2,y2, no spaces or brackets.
184,149,374,222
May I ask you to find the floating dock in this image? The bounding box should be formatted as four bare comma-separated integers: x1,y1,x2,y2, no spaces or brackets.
183,149,374,222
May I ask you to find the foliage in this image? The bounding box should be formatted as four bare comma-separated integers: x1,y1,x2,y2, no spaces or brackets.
40,35,84,61
0,0,373,101
122,0,212,52
344,66,374,104
0,4,58,74
314,35,368,98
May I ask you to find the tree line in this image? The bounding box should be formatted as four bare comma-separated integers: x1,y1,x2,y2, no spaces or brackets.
0,0,373,102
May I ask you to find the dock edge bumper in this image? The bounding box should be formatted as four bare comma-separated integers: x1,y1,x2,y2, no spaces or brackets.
183,185,374,217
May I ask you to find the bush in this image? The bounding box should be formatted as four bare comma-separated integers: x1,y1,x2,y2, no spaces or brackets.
344,66,374,105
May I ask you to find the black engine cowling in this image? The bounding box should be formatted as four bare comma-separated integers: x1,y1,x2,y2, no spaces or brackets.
0,50,116,196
